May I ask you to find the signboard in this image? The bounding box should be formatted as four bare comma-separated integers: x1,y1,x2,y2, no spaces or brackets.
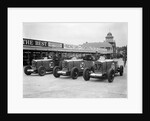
64,44,80,49
48,41,63,48
23,38,63,48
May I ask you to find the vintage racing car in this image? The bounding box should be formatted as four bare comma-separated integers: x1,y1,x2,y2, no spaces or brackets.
83,56,124,83
24,57,61,76
53,55,96,79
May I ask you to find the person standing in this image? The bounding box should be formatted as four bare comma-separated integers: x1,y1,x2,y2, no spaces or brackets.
95,51,99,61
123,53,127,67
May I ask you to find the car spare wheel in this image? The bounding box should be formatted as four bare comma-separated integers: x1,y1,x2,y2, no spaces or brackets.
107,68,115,83
83,68,90,81
53,66,60,78
24,66,32,75
38,66,46,76
71,67,79,79
119,65,124,76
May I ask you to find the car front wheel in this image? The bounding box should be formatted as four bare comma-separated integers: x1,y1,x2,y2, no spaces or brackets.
83,68,90,81
53,66,60,78
71,67,79,79
24,66,32,75
107,68,115,83
38,66,46,76
119,65,124,76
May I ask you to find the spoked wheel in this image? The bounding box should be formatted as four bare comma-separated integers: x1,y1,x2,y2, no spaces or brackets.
71,67,79,79
53,66,60,78
24,66,32,75
107,68,115,83
38,66,46,76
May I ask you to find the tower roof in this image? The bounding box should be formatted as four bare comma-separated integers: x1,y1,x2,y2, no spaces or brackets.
106,32,114,38
107,32,112,36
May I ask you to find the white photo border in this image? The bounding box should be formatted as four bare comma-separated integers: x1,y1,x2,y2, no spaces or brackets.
8,8,142,113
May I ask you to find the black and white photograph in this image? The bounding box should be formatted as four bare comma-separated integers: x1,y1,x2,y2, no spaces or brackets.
8,8,142,113
23,22,128,98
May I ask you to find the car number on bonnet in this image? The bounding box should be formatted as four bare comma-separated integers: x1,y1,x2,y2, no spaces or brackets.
94,63,102,70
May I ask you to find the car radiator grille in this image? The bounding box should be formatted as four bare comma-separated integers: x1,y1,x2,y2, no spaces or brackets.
62,62,68,68
32,61,36,67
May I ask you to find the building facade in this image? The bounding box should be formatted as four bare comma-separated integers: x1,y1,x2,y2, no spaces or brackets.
23,38,102,66
23,38,64,65
23,33,116,66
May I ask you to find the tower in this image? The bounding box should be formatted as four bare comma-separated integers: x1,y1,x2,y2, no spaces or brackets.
105,32,116,58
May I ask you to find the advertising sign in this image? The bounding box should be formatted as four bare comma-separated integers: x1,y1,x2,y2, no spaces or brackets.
23,38,63,48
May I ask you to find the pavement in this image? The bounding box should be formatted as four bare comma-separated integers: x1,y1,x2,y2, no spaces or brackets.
23,58,127,98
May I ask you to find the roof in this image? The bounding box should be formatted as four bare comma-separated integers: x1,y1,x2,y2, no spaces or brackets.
82,42,112,48
106,32,113,38
23,45,95,53
23,45,113,54
108,32,112,35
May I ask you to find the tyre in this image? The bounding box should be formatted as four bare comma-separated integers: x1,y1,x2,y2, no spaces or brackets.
71,67,79,79
119,65,124,76
83,68,90,81
107,68,115,83
38,66,46,76
24,66,32,75
53,66,60,78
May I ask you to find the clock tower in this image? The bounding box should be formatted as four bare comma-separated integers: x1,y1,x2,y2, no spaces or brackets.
105,32,116,58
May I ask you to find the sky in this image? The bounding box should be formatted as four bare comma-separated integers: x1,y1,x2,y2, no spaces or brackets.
23,22,128,47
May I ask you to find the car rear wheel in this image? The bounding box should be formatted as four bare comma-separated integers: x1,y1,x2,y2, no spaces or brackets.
53,66,60,78
83,68,90,81
71,67,79,79
38,66,46,76
119,65,124,76
24,66,32,75
107,68,115,83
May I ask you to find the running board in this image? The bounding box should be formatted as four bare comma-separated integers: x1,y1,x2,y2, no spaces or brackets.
90,73,102,77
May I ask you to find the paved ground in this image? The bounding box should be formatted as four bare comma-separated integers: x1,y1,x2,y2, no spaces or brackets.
23,58,127,98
